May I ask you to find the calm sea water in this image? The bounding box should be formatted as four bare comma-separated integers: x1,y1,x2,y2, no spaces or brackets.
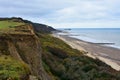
58,28,120,49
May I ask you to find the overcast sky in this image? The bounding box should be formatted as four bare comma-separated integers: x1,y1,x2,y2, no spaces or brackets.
0,0,120,28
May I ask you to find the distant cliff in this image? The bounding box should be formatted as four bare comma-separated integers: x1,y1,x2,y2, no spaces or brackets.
23,19,56,33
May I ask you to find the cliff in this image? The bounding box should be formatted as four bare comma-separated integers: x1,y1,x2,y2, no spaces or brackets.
0,17,120,80
0,18,52,80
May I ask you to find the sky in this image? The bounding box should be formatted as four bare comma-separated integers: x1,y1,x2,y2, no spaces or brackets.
0,0,120,28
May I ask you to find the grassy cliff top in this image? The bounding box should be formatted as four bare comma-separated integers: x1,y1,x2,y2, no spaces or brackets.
0,19,35,35
0,20,24,29
0,20,24,31
0,20,25,34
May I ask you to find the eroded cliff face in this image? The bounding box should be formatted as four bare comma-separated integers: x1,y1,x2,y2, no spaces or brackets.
0,24,51,80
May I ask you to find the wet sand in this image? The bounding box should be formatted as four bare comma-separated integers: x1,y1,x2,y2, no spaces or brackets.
52,33,120,71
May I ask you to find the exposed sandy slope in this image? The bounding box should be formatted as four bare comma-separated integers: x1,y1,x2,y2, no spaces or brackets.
52,33,120,71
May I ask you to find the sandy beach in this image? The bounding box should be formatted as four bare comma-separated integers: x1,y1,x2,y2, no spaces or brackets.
52,33,120,71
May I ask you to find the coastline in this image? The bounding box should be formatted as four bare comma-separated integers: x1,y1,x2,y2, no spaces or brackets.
52,33,120,71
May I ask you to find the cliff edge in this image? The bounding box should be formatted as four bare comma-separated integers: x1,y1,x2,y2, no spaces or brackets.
0,18,52,80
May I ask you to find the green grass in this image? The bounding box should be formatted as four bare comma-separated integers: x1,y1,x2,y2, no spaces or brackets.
0,21,24,29
39,34,84,56
0,20,24,34
0,55,30,80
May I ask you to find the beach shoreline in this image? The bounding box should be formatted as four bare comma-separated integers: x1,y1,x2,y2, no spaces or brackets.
52,33,120,71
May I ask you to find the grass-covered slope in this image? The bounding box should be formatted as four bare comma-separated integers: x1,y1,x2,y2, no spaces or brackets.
39,34,120,80
0,56,30,80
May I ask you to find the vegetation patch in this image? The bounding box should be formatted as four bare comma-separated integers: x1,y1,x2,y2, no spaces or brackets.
0,20,24,34
39,34,83,56
0,55,30,80
39,34,120,80
0,21,24,29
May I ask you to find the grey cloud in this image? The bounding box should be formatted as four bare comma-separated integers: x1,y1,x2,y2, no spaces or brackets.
0,0,120,28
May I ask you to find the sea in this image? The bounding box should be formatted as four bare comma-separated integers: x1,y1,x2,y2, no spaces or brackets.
58,28,120,49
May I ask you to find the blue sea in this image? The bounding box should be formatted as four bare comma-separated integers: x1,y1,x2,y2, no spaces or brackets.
58,28,120,49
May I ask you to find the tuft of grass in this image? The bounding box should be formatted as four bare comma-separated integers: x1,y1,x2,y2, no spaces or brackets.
0,55,30,80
